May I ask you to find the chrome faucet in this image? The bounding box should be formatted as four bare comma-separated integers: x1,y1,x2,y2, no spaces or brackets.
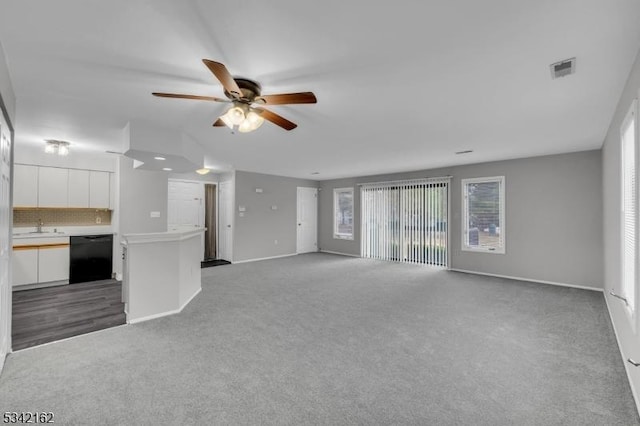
36,219,44,233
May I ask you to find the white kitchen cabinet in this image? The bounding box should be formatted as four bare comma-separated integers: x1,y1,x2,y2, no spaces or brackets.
89,171,110,208
38,167,69,207
68,169,90,207
38,246,70,283
12,248,38,286
13,164,39,207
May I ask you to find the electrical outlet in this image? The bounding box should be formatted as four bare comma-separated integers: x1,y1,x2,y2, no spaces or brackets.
274,239,278,245
96,216,102,224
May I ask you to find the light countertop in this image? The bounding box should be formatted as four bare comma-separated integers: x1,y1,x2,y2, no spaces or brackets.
13,226,115,240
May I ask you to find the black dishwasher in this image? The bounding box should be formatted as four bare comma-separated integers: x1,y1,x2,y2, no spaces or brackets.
70,234,113,284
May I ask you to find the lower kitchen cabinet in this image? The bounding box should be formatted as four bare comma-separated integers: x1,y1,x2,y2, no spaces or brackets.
12,248,38,286
39,245,70,283
12,237,70,287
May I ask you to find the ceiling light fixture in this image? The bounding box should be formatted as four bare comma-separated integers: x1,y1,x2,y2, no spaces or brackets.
220,103,265,133
196,168,211,175
44,140,71,156
154,156,166,160
162,167,172,171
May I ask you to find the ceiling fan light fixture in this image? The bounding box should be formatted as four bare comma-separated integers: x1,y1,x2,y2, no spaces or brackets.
196,168,211,175
227,106,246,126
238,110,265,133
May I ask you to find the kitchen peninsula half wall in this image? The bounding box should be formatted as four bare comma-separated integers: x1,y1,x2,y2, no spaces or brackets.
121,228,203,324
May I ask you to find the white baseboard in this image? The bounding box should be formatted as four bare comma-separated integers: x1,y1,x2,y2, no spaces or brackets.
603,293,640,416
232,253,297,264
179,287,201,312
128,287,202,325
449,268,603,292
320,250,360,258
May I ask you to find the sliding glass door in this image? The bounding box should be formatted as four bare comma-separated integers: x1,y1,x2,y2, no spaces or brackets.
361,179,449,267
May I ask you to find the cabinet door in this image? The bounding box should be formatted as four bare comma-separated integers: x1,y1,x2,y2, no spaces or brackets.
89,171,110,208
12,248,38,286
68,169,90,207
38,246,70,283
13,164,38,207
38,167,69,207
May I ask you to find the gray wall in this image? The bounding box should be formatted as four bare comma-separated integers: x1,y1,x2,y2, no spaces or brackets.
602,48,640,407
233,170,317,262
320,150,603,288
118,156,168,234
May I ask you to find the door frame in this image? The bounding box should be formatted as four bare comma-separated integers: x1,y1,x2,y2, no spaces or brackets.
167,178,216,261
218,180,234,262
296,186,318,254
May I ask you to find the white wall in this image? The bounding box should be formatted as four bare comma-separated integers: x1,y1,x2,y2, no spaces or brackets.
319,150,603,289
602,47,640,411
14,144,116,172
0,41,15,124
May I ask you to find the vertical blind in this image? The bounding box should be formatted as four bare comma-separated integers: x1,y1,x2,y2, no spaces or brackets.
361,178,449,267
622,105,636,313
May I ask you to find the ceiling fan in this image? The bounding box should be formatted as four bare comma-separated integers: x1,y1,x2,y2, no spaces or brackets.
152,59,317,132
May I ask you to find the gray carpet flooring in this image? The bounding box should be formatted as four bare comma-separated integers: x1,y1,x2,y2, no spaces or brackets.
0,253,637,425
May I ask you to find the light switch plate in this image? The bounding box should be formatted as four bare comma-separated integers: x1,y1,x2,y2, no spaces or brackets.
150,211,161,218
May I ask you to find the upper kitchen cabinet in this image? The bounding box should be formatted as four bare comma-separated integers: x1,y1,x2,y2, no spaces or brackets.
89,171,110,208
68,169,90,207
38,167,69,207
13,164,38,207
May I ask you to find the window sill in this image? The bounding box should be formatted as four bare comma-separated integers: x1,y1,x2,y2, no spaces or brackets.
333,235,354,241
461,246,505,255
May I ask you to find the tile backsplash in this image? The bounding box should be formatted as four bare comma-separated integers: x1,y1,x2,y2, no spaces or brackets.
14,208,112,227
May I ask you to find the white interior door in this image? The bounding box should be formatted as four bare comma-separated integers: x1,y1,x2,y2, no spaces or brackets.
168,180,203,229
0,113,12,359
297,187,318,254
218,180,233,262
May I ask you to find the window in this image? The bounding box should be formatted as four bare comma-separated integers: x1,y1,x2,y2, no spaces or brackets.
334,187,354,240
462,176,505,253
621,101,637,316
361,179,449,266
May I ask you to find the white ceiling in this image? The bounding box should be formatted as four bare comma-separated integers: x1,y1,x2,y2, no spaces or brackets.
1,0,639,180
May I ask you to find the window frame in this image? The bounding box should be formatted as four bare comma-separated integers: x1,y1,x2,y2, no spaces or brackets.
461,176,506,254
620,99,638,326
333,187,355,240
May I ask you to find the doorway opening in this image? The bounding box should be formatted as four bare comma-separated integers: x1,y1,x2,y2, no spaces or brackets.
202,183,229,267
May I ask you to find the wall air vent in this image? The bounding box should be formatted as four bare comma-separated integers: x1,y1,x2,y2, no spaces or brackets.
550,57,576,79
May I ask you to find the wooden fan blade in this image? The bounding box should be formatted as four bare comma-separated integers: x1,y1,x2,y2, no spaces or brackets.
213,118,226,127
254,107,297,131
255,92,317,105
202,59,242,99
152,92,228,102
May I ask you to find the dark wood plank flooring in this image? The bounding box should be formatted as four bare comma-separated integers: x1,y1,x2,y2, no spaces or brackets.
201,258,231,268
12,280,126,351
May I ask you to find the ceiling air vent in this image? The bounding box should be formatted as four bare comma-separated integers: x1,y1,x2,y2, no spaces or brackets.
550,57,576,79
